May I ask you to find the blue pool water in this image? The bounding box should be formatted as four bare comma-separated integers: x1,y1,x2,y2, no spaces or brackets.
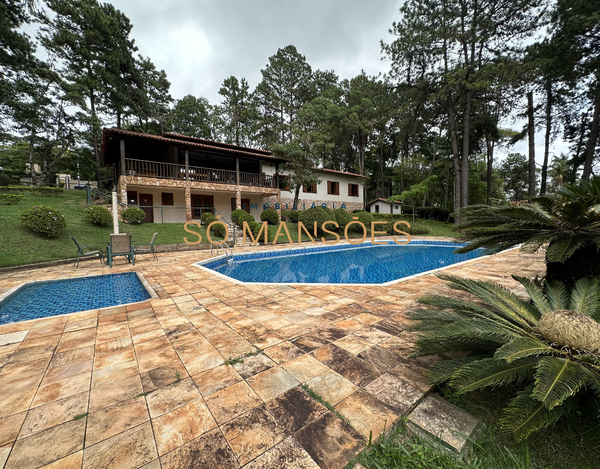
0,272,151,325
202,241,485,284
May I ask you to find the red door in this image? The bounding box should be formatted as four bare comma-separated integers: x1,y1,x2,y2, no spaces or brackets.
191,194,214,219
138,193,154,223
241,199,250,213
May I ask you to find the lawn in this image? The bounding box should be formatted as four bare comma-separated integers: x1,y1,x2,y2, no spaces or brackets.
0,191,460,267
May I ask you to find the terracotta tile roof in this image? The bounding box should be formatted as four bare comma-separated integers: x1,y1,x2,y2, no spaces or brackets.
313,167,368,178
367,198,402,205
162,132,274,156
102,128,285,162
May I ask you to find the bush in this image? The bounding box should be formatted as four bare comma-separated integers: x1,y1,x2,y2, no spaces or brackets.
237,212,255,225
231,209,248,225
85,206,112,226
0,173,14,186
403,221,430,235
19,205,66,237
121,207,146,224
297,207,336,235
207,219,227,239
35,187,64,197
353,211,374,227
282,210,300,223
260,208,279,225
402,205,450,221
333,209,352,231
201,211,216,225
0,194,25,205
0,185,29,194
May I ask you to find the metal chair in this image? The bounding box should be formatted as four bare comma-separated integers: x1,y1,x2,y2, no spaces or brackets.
134,232,159,261
106,234,135,268
70,236,104,268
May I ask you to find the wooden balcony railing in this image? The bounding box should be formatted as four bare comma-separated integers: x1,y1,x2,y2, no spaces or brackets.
124,159,277,188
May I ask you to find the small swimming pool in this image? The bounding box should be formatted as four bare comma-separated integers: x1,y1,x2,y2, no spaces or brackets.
0,272,153,325
197,241,486,285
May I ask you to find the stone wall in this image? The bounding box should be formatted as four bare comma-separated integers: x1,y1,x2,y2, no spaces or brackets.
261,196,364,213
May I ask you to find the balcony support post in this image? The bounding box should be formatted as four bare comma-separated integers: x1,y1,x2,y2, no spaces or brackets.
185,149,189,182
275,162,279,189
120,139,126,178
235,157,240,185
184,186,191,221
236,190,241,210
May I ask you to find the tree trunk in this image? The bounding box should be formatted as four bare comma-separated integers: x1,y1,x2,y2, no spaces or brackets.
527,91,536,197
447,102,461,219
541,84,552,194
293,185,300,210
460,89,472,208
90,91,102,189
582,83,600,183
29,131,36,185
485,133,494,205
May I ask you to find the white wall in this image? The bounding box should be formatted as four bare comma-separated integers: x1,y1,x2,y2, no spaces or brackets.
126,185,187,223
368,201,402,214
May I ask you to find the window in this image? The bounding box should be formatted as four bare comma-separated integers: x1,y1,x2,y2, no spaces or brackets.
279,175,290,191
327,181,339,195
303,183,317,193
161,192,174,206
127,191,138,205
348,183,359,197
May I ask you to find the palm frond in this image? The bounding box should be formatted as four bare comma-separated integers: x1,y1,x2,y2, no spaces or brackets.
501,385,575,440
544,281,569,310
581,367,600,399
449,357,537,393
569,278,599,315
495,337,561,363
546,236,586,262
512,275,550,315
532,358,587,409
425,356,484,385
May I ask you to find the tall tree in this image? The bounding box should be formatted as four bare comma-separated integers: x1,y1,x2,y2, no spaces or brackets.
133,55,172,134
215,76,256,146
170,95,213,139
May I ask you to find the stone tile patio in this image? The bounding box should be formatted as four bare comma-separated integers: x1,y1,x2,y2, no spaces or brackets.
0,240,545,469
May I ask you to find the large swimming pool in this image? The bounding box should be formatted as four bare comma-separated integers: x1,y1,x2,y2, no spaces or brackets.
0,272,153,325
198,241,486,285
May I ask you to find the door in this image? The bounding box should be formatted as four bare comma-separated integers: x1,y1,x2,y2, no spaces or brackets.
138,193,154,223
191,194,214,219
241,199,250,213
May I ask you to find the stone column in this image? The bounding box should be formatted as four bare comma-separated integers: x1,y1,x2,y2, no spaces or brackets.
185,186,192,221
235,190,241,210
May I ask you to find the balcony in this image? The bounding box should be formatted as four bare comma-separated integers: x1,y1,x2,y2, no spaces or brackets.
124,158,277,188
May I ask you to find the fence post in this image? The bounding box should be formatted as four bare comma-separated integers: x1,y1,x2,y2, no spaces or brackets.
86,186,91,206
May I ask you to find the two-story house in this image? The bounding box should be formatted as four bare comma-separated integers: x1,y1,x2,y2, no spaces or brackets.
102,128,365,223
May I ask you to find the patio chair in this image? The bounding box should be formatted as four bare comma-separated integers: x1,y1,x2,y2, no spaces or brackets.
70,236,104,268
106,233,135,268
134,232,159,261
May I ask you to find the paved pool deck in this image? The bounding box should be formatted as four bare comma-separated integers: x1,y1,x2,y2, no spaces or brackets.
0,240,545,469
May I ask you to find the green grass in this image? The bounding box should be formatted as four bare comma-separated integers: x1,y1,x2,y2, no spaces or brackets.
223,348,263,366
301,383,350,424
354,387,599,469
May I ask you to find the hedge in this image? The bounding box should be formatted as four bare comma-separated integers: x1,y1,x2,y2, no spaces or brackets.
0,194,25,205
297,207,336,235
401,205,452,221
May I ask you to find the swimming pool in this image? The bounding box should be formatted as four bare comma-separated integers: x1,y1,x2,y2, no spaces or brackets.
0,272,154,325
197,241,486,285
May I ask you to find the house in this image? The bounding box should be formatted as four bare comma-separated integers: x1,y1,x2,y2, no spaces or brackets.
366,198,402,214
102,128,365,223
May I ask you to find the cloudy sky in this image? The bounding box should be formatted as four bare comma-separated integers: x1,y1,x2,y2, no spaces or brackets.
112,0,401,104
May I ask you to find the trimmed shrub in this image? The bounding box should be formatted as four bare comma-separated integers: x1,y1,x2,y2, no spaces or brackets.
35,187,64,197
354,211,374,227
201,212,216,225
404,221,430,235
260,208,279,225
281,210,300,223
237,212,255,225
207,219,227,239
0,194,25,205
333,209,352,231
0,185,30,194
121,207,146,224
20,205,66,237
297,207,336,235
231,209,247,225
85,206,112,226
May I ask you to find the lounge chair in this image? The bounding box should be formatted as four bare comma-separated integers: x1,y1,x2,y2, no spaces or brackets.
70,236,104,268
106,233,135,268
134,232,159,261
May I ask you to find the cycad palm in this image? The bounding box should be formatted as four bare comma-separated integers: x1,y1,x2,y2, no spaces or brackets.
409,274,600,440
454,177,600,288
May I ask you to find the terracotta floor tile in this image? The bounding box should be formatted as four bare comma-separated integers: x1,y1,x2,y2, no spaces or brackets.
305,370,358,406
266,386,327,434
32,372,91,408
221,405,288,465
56,329,96,353
20,392,88,439
335,389,399,439
89,375,143,412
247,367,299,402
159,427,238,469
140,362,189,393
86,396,149,446
64,317,97,333
331,356,380,387
232,354,275,379
82,422,157,469
39,449,82,469
333,335,371,355
136,347,182,373
5,419,85,469
49,346,94,368
152,399,217,455
243,436,319,469
204,380,262,425
43,359,93,386
94,337,132,356
0,411,27,446
192,364,242,397
0,389,36,419
92,347,135,370
281,354,329,384
91,358,138,388
263,342,305,364
146,378,201,419
294,412,364,469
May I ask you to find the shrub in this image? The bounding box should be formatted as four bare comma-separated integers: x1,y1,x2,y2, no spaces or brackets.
0,173,14,186
237,212,255,224
19,205,66,237
403,221,430,235
409,275,600,441
260,208,279,225
0,194,25,205
207,219,227,239
201,211,216,225
35,187,64,197
121,207,146,224
297,207,335,235
252,222,270,242
85,206,112,226
231,209,248,225
282,210,300,223
353,211,374,227
333,209,352,231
